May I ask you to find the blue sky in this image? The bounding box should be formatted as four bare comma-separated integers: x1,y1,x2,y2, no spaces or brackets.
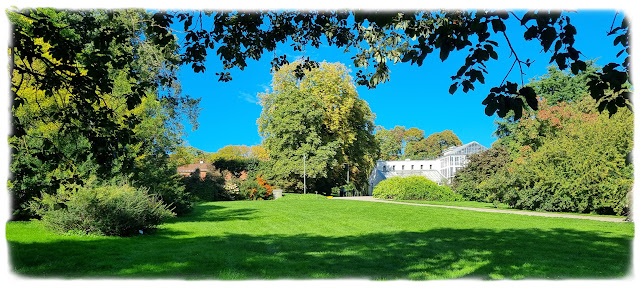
175,10,625,152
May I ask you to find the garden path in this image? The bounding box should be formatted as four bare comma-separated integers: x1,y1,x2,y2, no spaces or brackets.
333,196,629,223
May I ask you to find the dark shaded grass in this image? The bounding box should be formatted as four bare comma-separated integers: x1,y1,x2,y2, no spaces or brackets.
7,194,634,280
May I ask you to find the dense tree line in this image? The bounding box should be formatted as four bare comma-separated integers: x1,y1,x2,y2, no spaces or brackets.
376,127,462,160
9,9,197,223
453,64,633,216
168,145,268,168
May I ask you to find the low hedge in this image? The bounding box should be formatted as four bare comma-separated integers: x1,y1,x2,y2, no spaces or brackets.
373,176,461,201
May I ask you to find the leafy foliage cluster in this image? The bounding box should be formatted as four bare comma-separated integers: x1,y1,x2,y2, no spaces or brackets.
373,176,461,201
451,146,510,202
165,10,629,118
8,9,199,230
258,61,379,194
209,145,270,162
238,174,274,200
212,158,261,178
168,145,267,177
376,127,462,160
501,101,632,215
453,65,633,215
330,182,356,196
181,169,229,203
30,179,175,236
168,146,210,167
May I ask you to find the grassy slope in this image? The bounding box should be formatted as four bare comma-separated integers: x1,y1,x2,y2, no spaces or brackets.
6,193,634,280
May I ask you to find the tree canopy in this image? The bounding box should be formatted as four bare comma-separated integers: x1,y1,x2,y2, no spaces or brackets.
168,10,630,118
9,9,630,127
258,61,378,193
9,9,197,219
453,70,633,215
376,126,462,160
209,145,269,162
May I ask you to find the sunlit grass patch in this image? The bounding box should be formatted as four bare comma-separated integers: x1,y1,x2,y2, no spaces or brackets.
7,194,634,279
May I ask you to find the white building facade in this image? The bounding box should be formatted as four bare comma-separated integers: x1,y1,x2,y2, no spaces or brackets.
367,141,487,195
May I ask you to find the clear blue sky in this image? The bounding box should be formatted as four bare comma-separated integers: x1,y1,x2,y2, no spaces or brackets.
175,10,626,153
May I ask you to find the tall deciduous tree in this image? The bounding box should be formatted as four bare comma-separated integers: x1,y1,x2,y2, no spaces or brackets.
376,126,461,160
207,145,269,162
404,130,463,159
494,62,601,141
375,126,406,161
9,9,197,219
258,61,378,193
209,145,253,161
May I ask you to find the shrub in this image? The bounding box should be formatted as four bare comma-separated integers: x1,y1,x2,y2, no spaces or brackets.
181,169,229,202
146,173,193,215
131,160,194,216
373,176,461,201
31,181,175,236
223,176,242,200
331,182,356,196
451,146,510,202
239,174,274,200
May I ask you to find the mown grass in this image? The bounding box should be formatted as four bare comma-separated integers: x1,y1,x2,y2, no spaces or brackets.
392,199,628,218
6,193,634,280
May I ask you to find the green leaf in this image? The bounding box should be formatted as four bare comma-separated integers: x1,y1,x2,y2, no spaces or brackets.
540,27,557,52
607,101,618,115
488,49,498,60
598,100,608,112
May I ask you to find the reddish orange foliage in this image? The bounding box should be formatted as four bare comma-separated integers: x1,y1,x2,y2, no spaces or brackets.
249,175,273,199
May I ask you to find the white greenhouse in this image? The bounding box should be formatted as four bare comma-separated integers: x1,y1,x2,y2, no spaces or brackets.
367,141,488,195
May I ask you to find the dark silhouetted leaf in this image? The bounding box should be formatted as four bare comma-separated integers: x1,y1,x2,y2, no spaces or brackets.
491,19,506,33
449,83,458,95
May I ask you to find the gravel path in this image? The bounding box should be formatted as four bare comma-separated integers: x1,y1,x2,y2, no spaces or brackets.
333,196,629,223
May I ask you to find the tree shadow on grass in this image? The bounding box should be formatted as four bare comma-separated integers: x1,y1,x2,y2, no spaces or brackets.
8,227,632,280
165,203,257,223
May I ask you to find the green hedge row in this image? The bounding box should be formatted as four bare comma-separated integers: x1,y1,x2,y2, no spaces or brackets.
373,176,461,201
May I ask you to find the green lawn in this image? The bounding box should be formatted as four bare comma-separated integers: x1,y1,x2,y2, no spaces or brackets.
391,199,628,218
6,193,634,280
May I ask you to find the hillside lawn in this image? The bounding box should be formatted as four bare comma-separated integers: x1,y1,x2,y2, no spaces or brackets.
6,193,634,280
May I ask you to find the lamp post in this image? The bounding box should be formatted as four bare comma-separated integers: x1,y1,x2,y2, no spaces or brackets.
342,163,350,184
342,162,349,196
303,154,306,194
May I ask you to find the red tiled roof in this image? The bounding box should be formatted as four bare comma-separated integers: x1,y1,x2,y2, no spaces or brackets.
177,162,213,174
